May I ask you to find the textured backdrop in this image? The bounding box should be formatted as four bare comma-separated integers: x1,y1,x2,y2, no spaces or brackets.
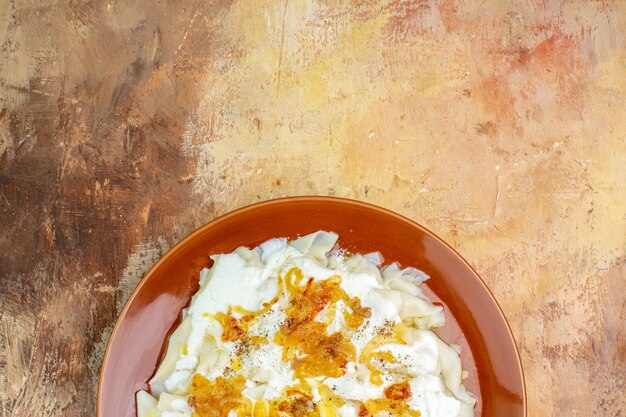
0,0,624,416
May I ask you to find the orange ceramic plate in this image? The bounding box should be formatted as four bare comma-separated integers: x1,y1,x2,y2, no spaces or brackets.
98,197,525,417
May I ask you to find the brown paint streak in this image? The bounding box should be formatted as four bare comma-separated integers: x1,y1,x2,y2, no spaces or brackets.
0,1,232,416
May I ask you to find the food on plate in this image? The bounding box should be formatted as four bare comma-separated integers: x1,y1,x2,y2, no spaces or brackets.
136,231,476,417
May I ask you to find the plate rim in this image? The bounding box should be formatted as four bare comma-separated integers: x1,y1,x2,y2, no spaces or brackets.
97,195,526,417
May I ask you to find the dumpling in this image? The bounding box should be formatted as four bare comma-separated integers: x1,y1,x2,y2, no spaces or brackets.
234,246,264,267
377,264,444,328
434,335,477,415
157,392,194,415
149,316,192,395
340,254,384,281
363,251,384,266
136,390,158,417
257,238,288,262
382,263,429,294
290,231,338,262
375,288,445,328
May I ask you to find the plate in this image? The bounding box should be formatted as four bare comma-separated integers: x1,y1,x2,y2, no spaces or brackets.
98,196,525,417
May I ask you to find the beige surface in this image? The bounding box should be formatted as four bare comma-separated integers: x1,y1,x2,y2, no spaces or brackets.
0,0,624,416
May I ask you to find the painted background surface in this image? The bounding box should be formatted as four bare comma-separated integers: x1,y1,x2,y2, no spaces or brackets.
0,0,624,416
